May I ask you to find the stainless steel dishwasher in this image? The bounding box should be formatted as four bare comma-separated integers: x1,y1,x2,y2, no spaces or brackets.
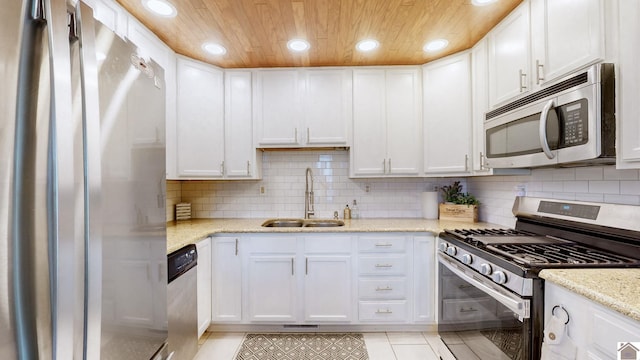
167,244,198,360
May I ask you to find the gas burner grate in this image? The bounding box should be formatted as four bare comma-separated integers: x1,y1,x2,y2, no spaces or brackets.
489,242,638,266
444,228,531,238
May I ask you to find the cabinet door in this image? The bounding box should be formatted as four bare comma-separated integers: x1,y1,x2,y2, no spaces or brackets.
196,238,211,336
303,69,351,146
386,68,422,175
352,70,387,176
471,39,492,174
616,0,640,167
304,255,352,322
247,256,298,322
254,70,301,146
224,71,259,178
531,0,604,86
176,57,224,177
488,2,531,107
423,53,472,175
211,237,242,322
413,236,435,322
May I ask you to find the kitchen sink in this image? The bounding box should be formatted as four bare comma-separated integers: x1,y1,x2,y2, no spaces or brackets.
303,219,345,227
261,218,345,228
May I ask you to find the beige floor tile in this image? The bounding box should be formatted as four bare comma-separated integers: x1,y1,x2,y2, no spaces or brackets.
392,344,439,360
364,333,397,360
386,332,428,345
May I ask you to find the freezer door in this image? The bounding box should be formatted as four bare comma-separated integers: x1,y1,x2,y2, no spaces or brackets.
1,0,78,359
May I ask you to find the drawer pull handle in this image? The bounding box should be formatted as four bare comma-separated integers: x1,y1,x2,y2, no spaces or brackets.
376,309,393,314
460,307,479,313
375,286,393,291
375,243,393,247
375,264,393,268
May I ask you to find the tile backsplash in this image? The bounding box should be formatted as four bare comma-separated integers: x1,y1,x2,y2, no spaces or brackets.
166,153,640,228
468,166,640,228
169,150,459,219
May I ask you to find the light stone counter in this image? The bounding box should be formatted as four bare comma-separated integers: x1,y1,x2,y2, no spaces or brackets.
166,218,500,254
539,268,640,322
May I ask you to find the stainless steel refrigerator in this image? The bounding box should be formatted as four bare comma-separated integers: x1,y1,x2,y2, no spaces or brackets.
1,1,168,359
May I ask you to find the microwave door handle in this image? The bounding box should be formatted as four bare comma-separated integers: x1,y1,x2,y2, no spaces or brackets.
539,99,556,159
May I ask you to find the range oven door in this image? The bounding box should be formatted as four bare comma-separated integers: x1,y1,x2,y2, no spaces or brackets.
438,253,532,360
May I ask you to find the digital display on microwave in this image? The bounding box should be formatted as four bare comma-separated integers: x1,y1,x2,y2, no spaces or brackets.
486,99,588,158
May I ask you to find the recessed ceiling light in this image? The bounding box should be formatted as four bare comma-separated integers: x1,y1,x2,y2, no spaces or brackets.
141,0,177,17
202,43,227,56
287,39,310,52
356,39,379,52
471,0,498,6
423,39,449,52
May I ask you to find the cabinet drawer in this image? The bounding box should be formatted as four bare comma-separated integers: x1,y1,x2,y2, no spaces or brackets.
441,298,497,323
358,278,407,299
358,236,406,252
359,301,407,322
441,275,486,299
358,256,407,275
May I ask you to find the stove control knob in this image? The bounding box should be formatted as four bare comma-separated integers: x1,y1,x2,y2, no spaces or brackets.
461,254,473,265
446,246,457,256
438,242,448,252
492,271,508,285
480,263,493,276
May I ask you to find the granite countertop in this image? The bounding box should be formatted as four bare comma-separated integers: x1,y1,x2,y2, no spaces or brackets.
540,268,640,322
166,218,499,254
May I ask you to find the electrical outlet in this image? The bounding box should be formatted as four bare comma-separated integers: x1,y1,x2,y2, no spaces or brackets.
260,186,266,195
365,184,370,193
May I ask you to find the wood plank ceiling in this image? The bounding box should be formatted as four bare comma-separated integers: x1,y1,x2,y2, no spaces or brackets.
116,0,522,68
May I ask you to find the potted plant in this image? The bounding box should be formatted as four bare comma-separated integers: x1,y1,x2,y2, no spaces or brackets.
439,181,479,222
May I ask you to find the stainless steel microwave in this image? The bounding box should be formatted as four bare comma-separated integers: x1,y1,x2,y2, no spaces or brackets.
484,63,615,168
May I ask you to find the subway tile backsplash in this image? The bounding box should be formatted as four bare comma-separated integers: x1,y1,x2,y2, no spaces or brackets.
166,153,640,228
170,151,459,219
468,166,640,228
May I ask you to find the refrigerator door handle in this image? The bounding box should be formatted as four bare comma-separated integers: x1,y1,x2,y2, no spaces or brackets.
71,3,103,359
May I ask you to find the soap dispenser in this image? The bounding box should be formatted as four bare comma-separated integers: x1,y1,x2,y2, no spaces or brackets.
351,200,359,219
343,204,351,219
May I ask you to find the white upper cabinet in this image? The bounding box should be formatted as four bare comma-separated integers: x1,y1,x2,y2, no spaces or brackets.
488,2,531,107
254,70,302,146
224,71,261,179
615,0,640,168
488,0,606,108
175,57,225,178
530,0,604,86
423,53,472,176
254,68,352,148
303,69,352,146
471,38,492,175
351,68,422,177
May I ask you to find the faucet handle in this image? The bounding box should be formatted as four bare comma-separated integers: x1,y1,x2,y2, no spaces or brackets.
333,211,339,220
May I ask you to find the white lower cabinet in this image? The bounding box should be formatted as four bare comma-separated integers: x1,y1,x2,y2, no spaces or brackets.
247,255,298,322
304,235,353,322
209,232,434,326
545,282,640,359
211,236,242,322
196,238,211,337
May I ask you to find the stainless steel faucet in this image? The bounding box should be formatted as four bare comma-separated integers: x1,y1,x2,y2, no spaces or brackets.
305,167,315,219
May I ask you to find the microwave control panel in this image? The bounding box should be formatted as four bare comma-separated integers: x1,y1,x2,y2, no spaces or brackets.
559,99,588,147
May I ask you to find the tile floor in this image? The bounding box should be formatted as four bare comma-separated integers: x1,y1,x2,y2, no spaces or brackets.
195,331,443,360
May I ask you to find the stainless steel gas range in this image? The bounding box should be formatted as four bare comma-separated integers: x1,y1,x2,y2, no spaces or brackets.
437,197,640,360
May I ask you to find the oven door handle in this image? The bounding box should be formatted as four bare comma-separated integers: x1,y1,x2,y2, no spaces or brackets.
438,254,530,321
